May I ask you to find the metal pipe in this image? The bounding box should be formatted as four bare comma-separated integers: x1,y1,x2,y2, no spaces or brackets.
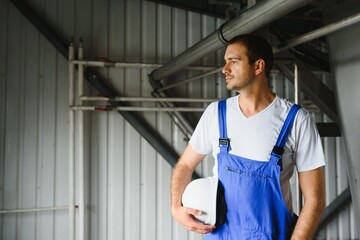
294,63,300,105
150,91,197,139
71,60,216,71
273,11,360,53
78,40,85,240
68,41,75,240
149,0,311,81
318,187,352,230
293,63,302,214
71,106,206,112
156,60,293,92
80,96,218,103
0,206,69,214
156,67,223,92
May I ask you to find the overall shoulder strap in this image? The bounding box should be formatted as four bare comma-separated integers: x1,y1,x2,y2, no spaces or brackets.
271,104,301,169
218,99,231,152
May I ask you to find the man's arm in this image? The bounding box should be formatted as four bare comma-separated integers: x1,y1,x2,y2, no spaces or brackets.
291,166,326,240
171,144,216,234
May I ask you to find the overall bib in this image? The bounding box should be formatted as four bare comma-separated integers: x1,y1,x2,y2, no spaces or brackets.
205,100,300,240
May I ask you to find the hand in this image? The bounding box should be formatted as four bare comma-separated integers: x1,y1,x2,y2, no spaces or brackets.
171,206,216,234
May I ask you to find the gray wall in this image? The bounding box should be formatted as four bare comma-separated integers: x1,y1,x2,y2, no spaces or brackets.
325,1,360,236
0,0,358,239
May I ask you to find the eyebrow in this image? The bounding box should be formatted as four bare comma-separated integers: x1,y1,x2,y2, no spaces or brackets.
224,57,241,61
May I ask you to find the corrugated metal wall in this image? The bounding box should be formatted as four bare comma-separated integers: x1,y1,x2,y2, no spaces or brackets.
0,0,357,239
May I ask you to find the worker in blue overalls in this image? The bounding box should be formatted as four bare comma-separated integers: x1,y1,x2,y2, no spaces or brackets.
171,34,326,239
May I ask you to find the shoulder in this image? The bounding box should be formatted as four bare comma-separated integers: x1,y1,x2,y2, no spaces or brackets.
275,97,310,123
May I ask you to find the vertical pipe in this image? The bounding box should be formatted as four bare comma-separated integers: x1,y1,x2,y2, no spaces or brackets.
294,63,302,214
294,63,300,104
78,39,85,240
68,41,75,240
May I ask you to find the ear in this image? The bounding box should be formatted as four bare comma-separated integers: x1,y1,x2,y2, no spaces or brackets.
254,59,265,75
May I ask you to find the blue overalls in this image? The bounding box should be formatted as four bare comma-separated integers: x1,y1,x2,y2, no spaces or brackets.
206,100,301,240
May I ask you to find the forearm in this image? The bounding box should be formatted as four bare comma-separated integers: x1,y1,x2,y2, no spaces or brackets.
291,167,326,240
171,162,193,210
291,200,325,240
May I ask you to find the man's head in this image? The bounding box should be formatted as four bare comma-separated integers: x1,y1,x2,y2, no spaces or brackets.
227,34,273,78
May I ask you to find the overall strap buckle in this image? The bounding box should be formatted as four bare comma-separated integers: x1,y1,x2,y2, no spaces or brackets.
219,138,230,148
272,104,301,171
218,99,231,153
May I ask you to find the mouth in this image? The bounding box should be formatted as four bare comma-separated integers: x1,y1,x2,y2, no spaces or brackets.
225,76,233,83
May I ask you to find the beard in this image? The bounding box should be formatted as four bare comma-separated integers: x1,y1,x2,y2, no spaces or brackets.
225,75,254,91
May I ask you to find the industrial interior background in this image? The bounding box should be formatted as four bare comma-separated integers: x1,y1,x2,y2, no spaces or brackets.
1,0,360,239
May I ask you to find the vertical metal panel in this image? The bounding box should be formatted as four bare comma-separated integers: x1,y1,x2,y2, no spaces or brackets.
140,2,158,240
0,0,7,236
156,4,175,240
0,0,6,237
107,0,126,239
124,1,142,239
90,0,110,239
3,2,23,239
23,12,40,240
336,138,351,239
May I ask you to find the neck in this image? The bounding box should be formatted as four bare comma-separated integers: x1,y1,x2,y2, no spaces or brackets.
238,86,276,118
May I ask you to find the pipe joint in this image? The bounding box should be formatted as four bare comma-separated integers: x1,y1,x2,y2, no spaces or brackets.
217,21,229,45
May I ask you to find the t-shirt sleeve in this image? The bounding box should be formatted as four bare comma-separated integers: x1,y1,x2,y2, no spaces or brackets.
294,109,326,172
189,102,217,155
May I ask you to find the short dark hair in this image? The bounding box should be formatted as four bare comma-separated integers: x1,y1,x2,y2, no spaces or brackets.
228,34,273,77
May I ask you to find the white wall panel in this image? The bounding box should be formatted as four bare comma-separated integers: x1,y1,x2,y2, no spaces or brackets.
3,3,23,239
0,0,357,239
0,0,6,234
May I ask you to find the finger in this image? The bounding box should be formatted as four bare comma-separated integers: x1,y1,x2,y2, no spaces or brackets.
187,219,216,233
190,224,216,234
185,207,202,217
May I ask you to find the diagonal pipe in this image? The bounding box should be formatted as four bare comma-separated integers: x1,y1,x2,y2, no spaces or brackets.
149,0,312,82
9,0,199,176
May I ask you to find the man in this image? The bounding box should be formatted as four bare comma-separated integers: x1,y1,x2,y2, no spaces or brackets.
171,34,326,239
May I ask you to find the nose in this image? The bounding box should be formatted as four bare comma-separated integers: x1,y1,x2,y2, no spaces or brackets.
222,62,230,75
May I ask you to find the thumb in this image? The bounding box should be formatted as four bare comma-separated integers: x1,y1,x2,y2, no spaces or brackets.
188,208,202,216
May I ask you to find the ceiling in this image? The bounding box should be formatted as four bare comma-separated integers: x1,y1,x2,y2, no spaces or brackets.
147,0,330,72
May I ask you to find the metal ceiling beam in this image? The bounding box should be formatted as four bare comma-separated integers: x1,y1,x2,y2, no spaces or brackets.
9,0,202,176
149,0,312,82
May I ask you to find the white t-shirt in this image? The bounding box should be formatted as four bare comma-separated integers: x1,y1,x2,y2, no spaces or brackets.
189,95,325,212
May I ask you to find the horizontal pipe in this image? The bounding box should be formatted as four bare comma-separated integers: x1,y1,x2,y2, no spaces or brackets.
273,11,360,53
157,67,223,92
0,206,69,214
71,60,217,71
80,96,218,103
157,59,295,92
71,106,206,112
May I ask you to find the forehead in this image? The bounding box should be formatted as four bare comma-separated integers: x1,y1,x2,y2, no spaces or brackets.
224,43,248,60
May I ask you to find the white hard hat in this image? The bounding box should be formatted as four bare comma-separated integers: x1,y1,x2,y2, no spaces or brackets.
182,176,227,226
